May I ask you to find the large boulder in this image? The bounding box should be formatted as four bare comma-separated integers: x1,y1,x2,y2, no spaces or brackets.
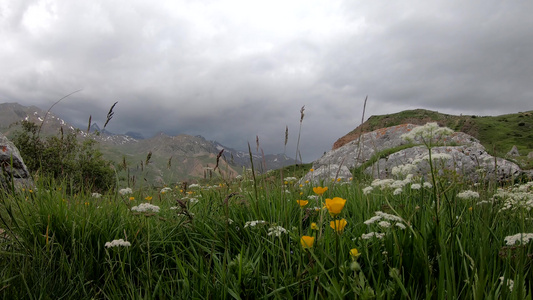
0,133,33,190
302,123,523,183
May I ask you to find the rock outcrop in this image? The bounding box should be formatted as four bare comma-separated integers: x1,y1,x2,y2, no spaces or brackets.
0,133,33,190
507,145,520,157
302,123,523,183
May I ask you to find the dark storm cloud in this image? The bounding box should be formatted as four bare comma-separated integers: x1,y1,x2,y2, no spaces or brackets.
1,0,532,161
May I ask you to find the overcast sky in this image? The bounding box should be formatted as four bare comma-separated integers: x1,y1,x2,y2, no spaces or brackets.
1,1,532,161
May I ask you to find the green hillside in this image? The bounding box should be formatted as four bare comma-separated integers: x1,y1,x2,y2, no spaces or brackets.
336,109,533,169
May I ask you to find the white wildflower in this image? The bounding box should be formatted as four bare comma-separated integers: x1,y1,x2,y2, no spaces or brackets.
411,183,421,190
307,195,319,200
401,122,454,144
131,203,160,213
457,190,480,200
364,216,381,225
284,177,298,183
119,188,132,195
362,186,373,195
188,184,200,188
188,197,199,204
391,164,418,177
376,211,403,222
395,223,406,230
268,226,288,237
105,239,131,248
423,182,433,189
504,233,533,246
361,232,385,240
393,188,402,196
160,187,172,194
244,220,267,228
378,221,391,228
92,193,102,198
371,179,395,189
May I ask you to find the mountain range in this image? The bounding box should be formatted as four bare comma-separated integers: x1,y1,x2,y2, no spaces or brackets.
0,102,297,184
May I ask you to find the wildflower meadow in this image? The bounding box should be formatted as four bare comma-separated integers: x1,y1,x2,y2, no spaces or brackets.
1,123,532,299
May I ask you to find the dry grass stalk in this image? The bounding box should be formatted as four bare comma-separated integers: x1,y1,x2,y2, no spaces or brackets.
103,101,118,129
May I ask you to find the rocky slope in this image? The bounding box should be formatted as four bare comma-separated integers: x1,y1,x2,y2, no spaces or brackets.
301,123,527,184
332,109,533,162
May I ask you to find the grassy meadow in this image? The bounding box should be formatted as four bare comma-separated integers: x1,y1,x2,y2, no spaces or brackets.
1,161,533,299
1,120,533,299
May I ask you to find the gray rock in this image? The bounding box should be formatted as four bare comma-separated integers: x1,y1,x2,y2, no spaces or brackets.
507,145,520,157
0,133,33,190
302,124,523,183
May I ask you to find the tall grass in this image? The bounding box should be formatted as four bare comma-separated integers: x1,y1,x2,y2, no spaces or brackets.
1,158,532,299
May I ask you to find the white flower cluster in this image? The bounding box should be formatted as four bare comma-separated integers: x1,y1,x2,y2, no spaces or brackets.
493,182,533,211
362,186,373,195
307,195,319,200
188,197,199,204
411,183,421,190
188,183,200,188
504,233,533,246
364,211,406,232
268,226,288,237
360,232,386,240
119,188,132,195
160,187,172,194
131,203,160,213
371,179,395,188
105,239,131,248
244,220,267,228
457,190,480,200
400,122,454,144
284,177,298,183
92,193,102,198
392,164,418,178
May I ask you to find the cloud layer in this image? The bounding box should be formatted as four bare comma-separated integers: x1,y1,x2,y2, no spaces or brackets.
1,0,532,161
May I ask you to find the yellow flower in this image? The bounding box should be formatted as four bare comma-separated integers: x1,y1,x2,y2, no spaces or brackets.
296,200,309,207
145,196,153,201
336,178,341,182
330,218,348,233
313,186,328,196
468,206,473,212
300,236,315,249
350,248,361,258
310,168,314,172
129,196,135,201
284,181,288,185
310,222,318,230
325,197,347,217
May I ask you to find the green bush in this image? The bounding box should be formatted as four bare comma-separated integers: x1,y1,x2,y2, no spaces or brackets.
12,121,114,192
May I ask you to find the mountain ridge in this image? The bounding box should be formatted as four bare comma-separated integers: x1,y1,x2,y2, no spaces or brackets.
0,102,297,183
